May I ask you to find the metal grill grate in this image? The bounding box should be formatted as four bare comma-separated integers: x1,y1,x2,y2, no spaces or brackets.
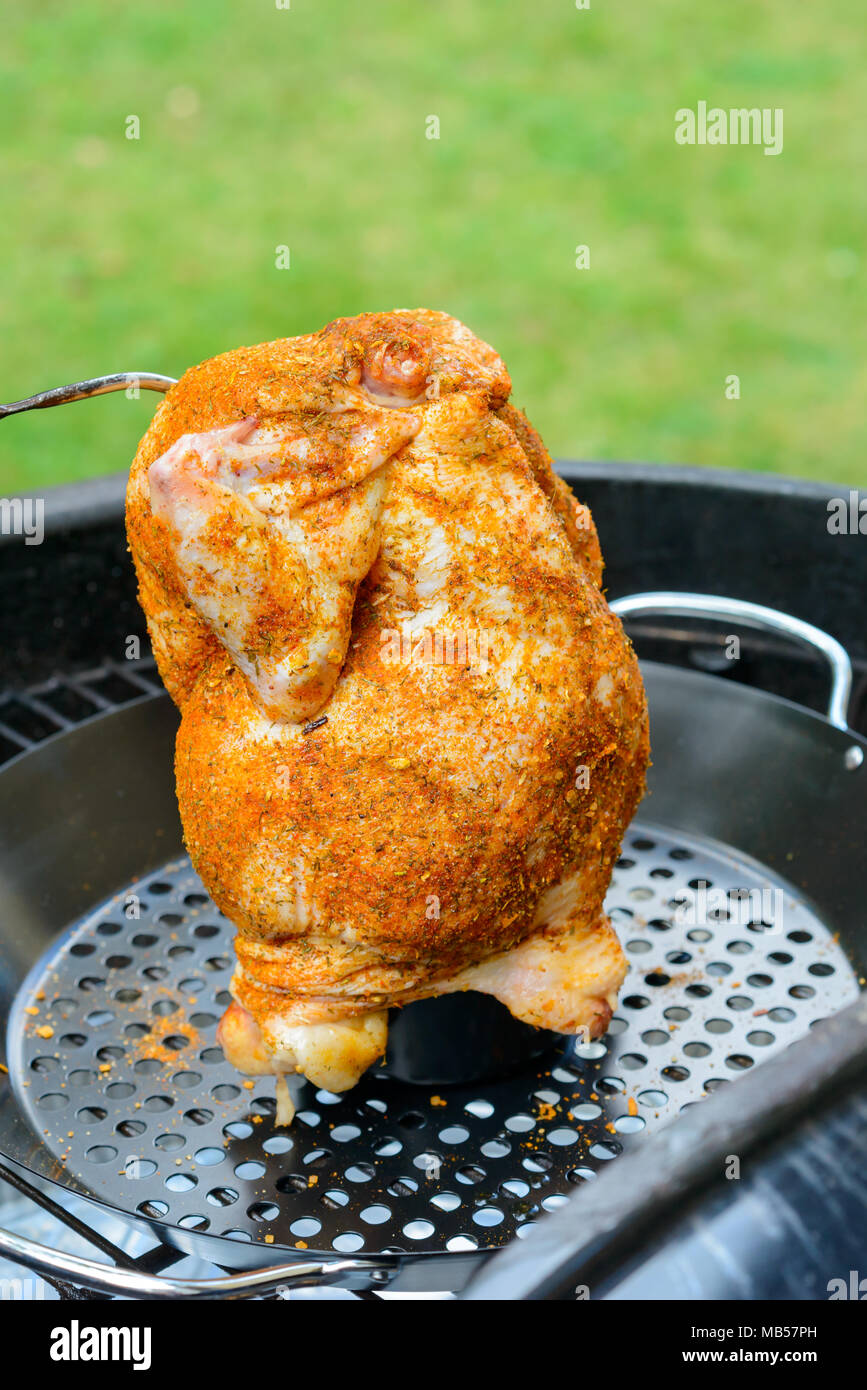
8,825,858,1261
0,659,162,766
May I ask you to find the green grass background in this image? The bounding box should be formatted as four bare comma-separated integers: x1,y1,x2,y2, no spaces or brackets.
1,0,864,492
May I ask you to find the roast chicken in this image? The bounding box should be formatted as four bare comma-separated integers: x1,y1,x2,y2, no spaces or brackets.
126,309,649,1115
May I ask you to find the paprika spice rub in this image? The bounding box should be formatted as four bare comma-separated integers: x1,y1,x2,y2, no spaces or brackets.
125,309,649,1119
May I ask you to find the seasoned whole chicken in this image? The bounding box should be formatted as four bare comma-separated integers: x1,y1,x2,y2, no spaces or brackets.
126,310,649,1109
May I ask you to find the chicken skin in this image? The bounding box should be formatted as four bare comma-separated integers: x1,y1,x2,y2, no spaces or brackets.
126,310,649,1102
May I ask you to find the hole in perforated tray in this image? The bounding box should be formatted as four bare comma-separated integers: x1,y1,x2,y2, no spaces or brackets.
10,829,860,1256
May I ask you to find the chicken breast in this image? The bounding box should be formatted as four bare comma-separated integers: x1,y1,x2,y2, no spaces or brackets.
126,309,649,1099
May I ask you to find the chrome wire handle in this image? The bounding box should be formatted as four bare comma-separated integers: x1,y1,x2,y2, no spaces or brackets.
0,1221,394,1299
0,373,176,419
611,590,853,731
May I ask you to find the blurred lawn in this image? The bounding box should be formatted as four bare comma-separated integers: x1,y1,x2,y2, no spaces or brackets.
1,0,864,492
